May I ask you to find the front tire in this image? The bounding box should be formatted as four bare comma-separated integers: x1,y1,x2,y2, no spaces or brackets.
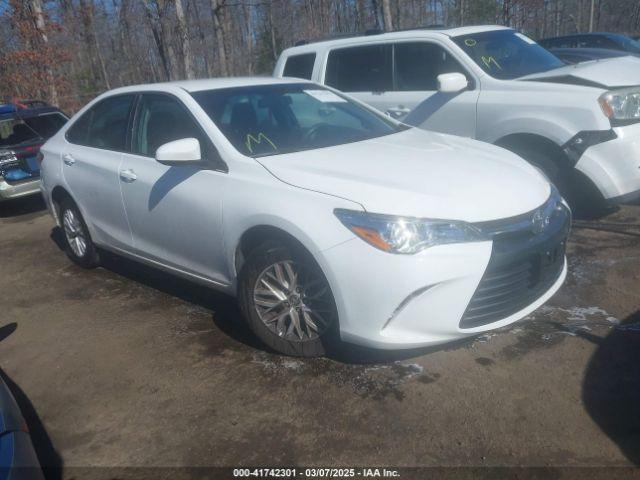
238,241,339,357
505,145,610,217
59,199,100,268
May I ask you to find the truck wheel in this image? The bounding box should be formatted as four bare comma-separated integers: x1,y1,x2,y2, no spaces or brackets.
507,146,609,217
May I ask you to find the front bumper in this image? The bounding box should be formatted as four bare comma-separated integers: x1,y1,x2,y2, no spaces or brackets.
0,177,41,202
319,204,569,350
605,187,640,205
575,123,640,202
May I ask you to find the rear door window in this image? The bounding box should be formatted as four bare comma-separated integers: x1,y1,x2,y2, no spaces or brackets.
66,95,135,151
283,53,316,80
394,42,466,91
325,44,393,92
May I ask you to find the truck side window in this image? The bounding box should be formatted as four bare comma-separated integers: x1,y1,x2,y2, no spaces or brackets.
325,44,393,92
394,42,466,91
283,53,316,80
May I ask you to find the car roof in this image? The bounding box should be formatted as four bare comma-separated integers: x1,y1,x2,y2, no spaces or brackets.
281,25,511,53
550,47,626,56
543,32,624,40
107,76,310,95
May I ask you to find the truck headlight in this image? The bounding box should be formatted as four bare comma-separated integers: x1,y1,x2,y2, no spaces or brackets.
334,209,487,254
599,88,640,125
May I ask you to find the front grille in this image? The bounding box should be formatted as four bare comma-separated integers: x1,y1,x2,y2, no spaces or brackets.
459,193,570,329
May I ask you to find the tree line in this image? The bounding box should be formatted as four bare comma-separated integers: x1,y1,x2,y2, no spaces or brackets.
2,0,640,112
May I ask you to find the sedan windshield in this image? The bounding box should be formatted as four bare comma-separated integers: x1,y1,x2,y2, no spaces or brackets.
452,30,566,80
191,83,405,157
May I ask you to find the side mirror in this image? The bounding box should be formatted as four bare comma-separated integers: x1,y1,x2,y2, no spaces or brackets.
155,138,201,166
437,73,468,93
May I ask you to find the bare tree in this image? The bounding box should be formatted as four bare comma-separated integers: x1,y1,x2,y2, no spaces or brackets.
174,0,195,79
209,0,229,76
381,0,393,30
78,0,111,89
28,0,59,103
4,0,640,113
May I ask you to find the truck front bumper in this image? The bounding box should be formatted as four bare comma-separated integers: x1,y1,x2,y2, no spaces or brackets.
575,123,640,203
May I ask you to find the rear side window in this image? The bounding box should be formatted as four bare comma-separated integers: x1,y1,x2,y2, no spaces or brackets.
283,53,316,80
394,42,466,91
325,44,393,92
66,95,134,151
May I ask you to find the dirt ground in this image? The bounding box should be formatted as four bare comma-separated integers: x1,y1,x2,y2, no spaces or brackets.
0,196,639,478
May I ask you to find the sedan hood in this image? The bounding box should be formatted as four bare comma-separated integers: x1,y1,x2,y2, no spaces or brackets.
520,55,640,88
258,128,550,222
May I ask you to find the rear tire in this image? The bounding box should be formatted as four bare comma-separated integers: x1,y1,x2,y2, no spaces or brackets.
59,198,100,268
238,241,339,357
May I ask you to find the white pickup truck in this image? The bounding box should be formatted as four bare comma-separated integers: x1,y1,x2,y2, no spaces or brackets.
274,26,640,211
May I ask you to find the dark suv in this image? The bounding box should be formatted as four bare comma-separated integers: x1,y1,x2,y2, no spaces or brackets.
539,32,640,56
0,101,68,202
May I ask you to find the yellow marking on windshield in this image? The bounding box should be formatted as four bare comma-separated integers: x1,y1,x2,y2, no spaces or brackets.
245,133,277,153
481,55,502,70
464,38,477,47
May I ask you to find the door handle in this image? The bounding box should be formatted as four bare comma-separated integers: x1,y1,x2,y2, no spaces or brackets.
386,106,411,119
119,169,137,183
63,154,76,166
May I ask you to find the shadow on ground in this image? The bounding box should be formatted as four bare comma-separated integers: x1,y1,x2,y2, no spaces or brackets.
50,227,460,365
50,226,270,356
583,310,640,465
0,196,46,219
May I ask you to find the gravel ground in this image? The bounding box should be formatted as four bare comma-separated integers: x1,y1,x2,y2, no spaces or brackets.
0,197,638,478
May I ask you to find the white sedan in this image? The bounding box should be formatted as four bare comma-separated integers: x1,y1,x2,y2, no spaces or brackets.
39,77,569,356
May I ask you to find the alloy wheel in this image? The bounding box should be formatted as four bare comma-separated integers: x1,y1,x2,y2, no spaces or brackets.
63,208,87,258
253,260,334,342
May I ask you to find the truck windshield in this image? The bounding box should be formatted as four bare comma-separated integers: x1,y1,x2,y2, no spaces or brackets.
191,83,406,157
452,30,566,80
0,112,67,148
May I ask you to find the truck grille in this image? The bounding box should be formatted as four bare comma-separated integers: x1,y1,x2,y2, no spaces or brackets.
460,191,570,329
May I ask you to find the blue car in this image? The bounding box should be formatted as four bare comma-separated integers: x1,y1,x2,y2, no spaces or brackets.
539,32,640,56
0,377,43,480
547,47,628,64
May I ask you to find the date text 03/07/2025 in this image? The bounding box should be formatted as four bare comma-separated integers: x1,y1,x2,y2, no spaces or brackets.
232,468,401,478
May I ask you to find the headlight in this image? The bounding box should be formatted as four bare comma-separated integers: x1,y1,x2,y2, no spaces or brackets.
599,88,640,125
334,209,487,254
